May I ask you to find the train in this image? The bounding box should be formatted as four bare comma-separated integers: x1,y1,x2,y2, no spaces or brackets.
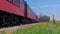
0,0,39,27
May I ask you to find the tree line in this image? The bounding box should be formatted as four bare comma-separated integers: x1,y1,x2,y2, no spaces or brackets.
39,14,50,22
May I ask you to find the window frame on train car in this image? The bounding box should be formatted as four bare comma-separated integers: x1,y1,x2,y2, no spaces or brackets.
17,0,20,7
13,0,17,6
13,0,20,7
7,0,20,7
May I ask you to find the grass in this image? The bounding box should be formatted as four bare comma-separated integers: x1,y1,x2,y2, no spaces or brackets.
13,22,60,34
0,31,6,34
1,22,60,34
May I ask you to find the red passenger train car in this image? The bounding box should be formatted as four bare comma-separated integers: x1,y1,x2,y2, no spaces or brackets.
0,0,39,27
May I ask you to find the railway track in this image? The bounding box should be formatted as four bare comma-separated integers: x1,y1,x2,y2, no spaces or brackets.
0,23,38,31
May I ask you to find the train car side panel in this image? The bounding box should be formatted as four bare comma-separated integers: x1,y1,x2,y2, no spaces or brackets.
27,6,39,22
0,0,24,16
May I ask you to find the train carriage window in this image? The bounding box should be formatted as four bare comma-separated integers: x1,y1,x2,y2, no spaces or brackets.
7,0,20,7
13,0,20,7
14,0,17,6
17,1,20,7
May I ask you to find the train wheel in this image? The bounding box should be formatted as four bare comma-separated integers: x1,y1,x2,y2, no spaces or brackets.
8,15,20,26
2,15,9,27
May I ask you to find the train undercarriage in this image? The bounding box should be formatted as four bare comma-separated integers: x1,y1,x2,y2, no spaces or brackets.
0,10,36,28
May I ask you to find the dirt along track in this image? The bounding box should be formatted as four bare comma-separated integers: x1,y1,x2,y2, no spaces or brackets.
0,23,39,31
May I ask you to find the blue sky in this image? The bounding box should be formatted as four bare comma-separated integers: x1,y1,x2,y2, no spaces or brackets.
25,0,60,21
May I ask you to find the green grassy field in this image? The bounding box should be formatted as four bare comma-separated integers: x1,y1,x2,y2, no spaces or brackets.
1,22,60,34
13,22,60,34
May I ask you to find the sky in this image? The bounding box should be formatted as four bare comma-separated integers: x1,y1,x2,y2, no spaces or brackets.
25,0,60,21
